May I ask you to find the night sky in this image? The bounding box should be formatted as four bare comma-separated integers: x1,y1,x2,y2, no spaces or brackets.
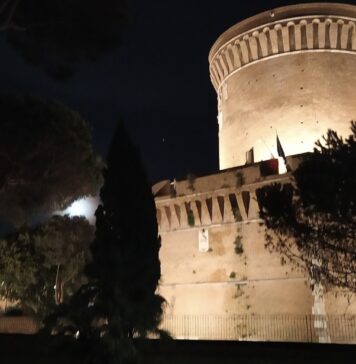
0,0,337,183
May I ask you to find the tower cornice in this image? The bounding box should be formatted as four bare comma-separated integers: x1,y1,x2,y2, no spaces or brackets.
209,3,356,91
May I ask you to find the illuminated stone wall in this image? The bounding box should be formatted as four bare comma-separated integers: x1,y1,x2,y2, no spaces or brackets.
154,156,356,341
155,160,312,317
209,3,356,169
158,224,314,317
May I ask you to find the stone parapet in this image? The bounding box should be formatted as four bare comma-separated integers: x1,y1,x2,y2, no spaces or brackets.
209,3,356,91
155,173,289,233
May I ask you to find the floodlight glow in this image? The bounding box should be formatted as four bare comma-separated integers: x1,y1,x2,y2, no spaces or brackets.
62,197,99,223
66,199,91,217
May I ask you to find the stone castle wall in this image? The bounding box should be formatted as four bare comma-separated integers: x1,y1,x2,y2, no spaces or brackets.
154,156,356,341
209,3,356,169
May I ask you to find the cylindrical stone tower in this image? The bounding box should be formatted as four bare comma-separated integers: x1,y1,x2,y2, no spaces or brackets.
209,3,356,170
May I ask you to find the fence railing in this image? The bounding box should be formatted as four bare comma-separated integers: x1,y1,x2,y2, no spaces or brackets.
1,314,354,344
0,316,40,334
159,314,356,344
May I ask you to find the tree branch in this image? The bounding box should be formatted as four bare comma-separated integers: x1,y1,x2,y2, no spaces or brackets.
55,264,61,305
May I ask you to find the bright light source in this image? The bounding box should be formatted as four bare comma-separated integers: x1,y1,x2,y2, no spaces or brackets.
61,197,99,224
66,199,91,217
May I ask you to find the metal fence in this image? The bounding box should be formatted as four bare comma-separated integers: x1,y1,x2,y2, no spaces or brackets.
0,314,354,344
159,314,356,344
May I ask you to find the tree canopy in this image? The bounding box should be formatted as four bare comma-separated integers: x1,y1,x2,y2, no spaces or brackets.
0,215,94,316
34,215,94,306
0,94,103,226
0,0,128,80
256,122,356,292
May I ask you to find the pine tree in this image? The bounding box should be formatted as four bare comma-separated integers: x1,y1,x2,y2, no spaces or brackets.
0,95,103,226
257,122,356,292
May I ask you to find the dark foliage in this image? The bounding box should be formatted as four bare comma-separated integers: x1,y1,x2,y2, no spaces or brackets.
88,122,164,338
0,215,94,317
46,122,165,363
0,0,128,80
256,122,356,292
0,94,102,225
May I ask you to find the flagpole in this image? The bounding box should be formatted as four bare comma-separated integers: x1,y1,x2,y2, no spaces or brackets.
260,137,275,159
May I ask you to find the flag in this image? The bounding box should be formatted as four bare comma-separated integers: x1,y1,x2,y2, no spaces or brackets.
276,134,286,160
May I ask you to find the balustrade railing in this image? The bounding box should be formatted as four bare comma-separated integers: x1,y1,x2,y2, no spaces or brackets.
159,314,356,344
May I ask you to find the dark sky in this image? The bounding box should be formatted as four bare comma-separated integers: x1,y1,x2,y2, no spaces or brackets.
0,0,336,183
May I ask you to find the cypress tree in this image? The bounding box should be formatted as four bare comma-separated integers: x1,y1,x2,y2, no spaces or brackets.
86,122,164,361
45,122,165,363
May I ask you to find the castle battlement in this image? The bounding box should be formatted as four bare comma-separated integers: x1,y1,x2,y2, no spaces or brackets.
210,12,356,91
154,155,305,232
155,165,290,233
156,185,260,233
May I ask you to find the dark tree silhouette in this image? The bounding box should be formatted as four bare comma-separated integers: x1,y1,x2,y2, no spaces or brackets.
88,121,164,336
0,0,128,80
256,122,356,292
0,95,102,225
46,122,165,363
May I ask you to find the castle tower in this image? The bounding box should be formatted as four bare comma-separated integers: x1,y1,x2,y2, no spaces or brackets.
209,3,356,169
152,3,356,343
